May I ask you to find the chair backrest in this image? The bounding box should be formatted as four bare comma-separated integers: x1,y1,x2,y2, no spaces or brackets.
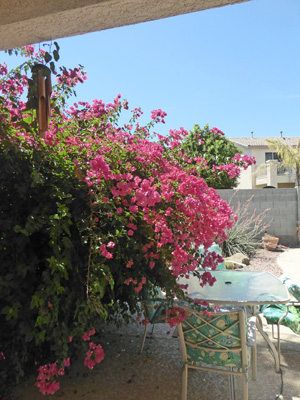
141,286,166,324
197,243,226,270
178,307,249,369
280,276,300,302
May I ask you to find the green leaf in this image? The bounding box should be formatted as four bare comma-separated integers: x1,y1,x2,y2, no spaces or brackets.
62,236,73,249
44,52,52,63
53,50,59,62
50,61,55,73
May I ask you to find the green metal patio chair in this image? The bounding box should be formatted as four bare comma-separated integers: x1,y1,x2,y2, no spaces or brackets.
139,286,167,354
197,243,246,271
177,307,256,400
262,277,300,361
197,243,227,270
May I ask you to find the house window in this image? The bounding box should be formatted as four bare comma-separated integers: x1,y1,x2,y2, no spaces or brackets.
265,152,280,162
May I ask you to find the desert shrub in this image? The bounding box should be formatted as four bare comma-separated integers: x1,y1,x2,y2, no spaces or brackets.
220,195,271,257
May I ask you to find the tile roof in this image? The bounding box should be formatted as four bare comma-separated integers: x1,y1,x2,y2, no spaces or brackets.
228,137,300,147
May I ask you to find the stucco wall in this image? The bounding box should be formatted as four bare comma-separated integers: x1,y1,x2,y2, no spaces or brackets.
216,188,299,247
0,0,251,50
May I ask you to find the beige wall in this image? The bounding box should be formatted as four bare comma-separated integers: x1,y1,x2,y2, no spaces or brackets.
236,146,296,189
234,144,256,189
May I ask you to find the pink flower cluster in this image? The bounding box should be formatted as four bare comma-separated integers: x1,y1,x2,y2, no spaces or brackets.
82,328,96,341
210,127,225,136
35,359,70,395
150,109,167,123
24,45,35,57
87,155,111,184
56,67,87,87
212,163,241,179
165,307,186,328
231,153,256,169
99,242,115,259
124,276,147,293
82,329,105,369
0,62,8,76
35,328,104,395
84,342,105,370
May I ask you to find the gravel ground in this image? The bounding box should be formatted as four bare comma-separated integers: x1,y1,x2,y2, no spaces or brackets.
246,246,286,277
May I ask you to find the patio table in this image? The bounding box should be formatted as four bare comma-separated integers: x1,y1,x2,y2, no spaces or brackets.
177,270,290,373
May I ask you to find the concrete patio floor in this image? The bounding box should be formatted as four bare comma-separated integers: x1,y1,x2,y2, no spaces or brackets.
14,317,300,400
13,248,300,400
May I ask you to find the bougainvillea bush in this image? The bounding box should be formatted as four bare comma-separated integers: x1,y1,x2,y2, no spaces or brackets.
0,45,254,395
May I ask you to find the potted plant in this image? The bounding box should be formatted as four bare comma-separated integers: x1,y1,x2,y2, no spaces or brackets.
262,232,279,251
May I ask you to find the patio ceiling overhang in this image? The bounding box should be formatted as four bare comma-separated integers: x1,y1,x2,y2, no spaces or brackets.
0,0,251,51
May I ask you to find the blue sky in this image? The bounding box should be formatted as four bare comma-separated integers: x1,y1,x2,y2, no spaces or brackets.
1,0,300,138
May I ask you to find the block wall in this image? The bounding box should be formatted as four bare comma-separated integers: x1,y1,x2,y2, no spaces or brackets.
216,188,299,247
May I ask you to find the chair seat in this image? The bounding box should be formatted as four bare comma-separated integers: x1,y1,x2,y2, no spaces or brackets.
185,343,251,369
263,304,300,335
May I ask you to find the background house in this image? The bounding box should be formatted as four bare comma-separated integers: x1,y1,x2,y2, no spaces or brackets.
229,135,300,189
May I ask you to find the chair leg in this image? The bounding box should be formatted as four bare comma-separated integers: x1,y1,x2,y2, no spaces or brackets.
139,323,148,354
251,344,257,381
182,364,188,400
229,370,236,400
277,322,281,366
242,373,248,400
151,323,155,335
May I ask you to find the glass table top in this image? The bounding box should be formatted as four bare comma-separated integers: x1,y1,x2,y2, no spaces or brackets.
177,270,290,305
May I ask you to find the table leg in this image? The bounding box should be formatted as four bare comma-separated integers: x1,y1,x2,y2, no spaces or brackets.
255,313,280,373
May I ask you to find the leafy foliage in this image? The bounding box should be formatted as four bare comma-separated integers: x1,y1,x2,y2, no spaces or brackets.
181,124,252,189
266,138,300,186
0,144,93,384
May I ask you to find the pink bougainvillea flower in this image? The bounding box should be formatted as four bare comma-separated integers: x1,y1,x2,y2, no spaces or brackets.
82,332,90,341
149,261,155,269
84,357,96,370
94,344,105,363
63,358,71,367
58,367,65,376
49,363,58,376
